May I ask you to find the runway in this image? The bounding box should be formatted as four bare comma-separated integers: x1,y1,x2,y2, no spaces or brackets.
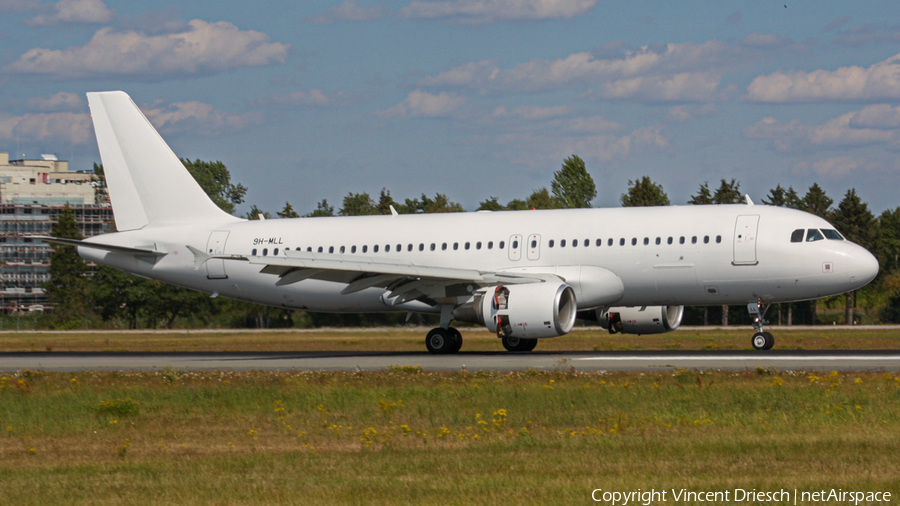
2,350,900,372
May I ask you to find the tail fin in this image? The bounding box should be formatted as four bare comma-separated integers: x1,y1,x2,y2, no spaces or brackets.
87,91,238,230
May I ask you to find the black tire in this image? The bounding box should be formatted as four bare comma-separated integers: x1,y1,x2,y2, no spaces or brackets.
752,332,767,350
448,327,463,353
425,328,453,354
762,331,775,350
502,335,538,352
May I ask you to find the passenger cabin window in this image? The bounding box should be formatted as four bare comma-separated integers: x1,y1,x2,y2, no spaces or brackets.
667,237,673,245
531,240,537,248
561,239,566,247
419,244,424,251
453,242,459,250
549,240,555,248
716,235,722,243
608,238,614,246
643,237,649,245
252,248,257,256
703,236,709,244
274,248,280,255
572,239,577,248
362,245,368,253
512,240,519,249
374,245,379,252
408,244,413,251
430,243,435,251
397,244,402,251
584,239,589,247
806,229,825,242
263,248,268,256
679,236,685,244
317,247,323,253
619,238,625,246
822,229,844,240
351,246,357,253
631,238,637,246
386,245,391,252
465,242,470,250
791,229,804,242
329,246,334,253
499,241,505,249
476,242,482,250
691,236,697,244
338,247,343,254
596,239,602,246
441,243,447,251
487,241,493,249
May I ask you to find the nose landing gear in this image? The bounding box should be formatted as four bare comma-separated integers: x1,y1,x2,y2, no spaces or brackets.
748,300,774,350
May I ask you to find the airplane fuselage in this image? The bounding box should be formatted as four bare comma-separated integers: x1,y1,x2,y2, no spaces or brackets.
79,204,877,314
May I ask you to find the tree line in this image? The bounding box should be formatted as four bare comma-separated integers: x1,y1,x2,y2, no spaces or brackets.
41,156,900,329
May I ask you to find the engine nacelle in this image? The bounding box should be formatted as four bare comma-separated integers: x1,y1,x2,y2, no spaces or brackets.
453,283,577,338
583,305,684,335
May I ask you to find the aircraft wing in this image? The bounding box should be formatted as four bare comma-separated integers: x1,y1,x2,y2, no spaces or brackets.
188,246,553,305
34,236,167,257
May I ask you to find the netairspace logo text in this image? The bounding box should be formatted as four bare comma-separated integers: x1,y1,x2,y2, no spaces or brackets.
591,488,892,505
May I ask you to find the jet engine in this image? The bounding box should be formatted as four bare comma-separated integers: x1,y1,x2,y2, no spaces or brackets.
453,283,577,338
581,305,684,335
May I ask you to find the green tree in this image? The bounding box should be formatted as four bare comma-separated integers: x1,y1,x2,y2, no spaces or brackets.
305,199,335,217
551,155,596,208
620,176,670,207
244,205,271,220
375,189,397,215
43,204,91,328
688,182,713,205
712,178,742,204
144,281,215,328
832,189,876,324
477,196,504,211
277,202,300,218
505,198,529,210
761,184,801,208
800,183,833,219
92,162,108,204
91,266,152,329
181,159,247,214
397,194,464,214
526,188,556,210
877,207,900,275
339,192,377,216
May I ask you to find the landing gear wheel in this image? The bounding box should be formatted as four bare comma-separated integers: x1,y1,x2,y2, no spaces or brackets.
762,331,775,350
448,327,463,353
502,335,538,352
426,328,453,354
752,332,775,350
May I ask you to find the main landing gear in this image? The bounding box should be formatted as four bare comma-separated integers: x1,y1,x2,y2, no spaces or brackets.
425,327,463,354
501,335,538,352
748,300,774,350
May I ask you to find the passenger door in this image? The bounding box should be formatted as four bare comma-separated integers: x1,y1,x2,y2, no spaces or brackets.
206,230,230,279
733,215,759,265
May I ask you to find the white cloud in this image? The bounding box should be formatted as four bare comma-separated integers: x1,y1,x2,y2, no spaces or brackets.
306,0,387,24
400,0,597,23
665,104,717,123
745,53,900,103
25,0,113,26
141,101,263,136
377,90,465,118
0,111,92,144
743,112,898,154
847,104,900,129
804,157,865,178
6,20,290,81
26,92,82,111
491,104,573,120
420,41,741,102
267,89,346,108
833,22,900,47
0,0,41,13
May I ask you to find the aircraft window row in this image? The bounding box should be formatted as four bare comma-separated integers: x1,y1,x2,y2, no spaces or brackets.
252,240,512,256
790,228,845,243
548,235,722,248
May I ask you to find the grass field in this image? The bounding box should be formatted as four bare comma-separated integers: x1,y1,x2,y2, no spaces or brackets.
1,367,899,505
1,326,899,353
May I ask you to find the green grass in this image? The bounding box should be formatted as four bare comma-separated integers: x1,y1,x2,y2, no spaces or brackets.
1,326,900,352
1,369,899,504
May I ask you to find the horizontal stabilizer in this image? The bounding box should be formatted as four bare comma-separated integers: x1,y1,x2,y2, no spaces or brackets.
35,236,166,257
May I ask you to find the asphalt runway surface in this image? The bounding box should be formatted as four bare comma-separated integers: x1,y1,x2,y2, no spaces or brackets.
2,350,900,372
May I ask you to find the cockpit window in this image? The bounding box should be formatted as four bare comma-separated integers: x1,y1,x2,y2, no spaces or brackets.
791,229,804,243
822,229,844,240
806,229,825,242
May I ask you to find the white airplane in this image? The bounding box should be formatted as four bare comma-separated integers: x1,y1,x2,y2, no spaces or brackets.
41,91,879,353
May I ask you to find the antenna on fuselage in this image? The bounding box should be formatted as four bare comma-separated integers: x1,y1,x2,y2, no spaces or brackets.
745,195,755,205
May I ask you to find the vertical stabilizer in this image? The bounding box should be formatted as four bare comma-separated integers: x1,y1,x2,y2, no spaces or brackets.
87,91,238,230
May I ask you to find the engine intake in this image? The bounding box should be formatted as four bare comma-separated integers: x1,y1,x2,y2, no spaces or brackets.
453,283,577,338
582,305,684,335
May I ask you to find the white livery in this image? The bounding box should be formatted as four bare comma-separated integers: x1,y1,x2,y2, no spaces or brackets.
41,91,880,353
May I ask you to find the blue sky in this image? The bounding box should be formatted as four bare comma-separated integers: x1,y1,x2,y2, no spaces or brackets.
1,0,900,215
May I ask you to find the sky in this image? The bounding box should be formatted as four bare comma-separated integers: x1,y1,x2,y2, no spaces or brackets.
1,0,900,216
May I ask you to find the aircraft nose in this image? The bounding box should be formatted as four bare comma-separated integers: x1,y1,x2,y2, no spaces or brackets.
848,246,879,288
